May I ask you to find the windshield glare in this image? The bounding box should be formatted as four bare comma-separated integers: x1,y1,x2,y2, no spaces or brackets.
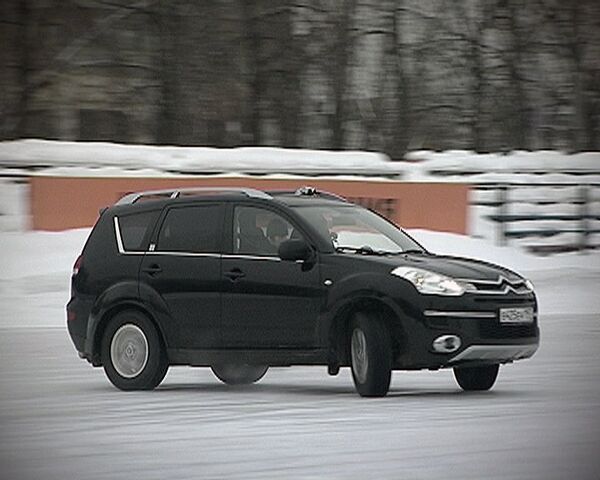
293,205,423,253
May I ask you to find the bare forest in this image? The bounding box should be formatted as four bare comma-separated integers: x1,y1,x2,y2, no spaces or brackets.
1,0,599,158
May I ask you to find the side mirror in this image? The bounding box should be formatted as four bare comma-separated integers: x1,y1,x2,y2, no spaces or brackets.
278,239,312,262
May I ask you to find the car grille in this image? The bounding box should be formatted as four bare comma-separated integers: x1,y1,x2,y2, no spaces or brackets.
464,276,531,295
473,296,534,306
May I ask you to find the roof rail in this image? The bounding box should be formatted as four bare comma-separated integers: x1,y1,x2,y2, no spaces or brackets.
115,187,272,205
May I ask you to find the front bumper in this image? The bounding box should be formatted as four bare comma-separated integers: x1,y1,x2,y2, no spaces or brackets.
391,291,540,369
447,343,538,364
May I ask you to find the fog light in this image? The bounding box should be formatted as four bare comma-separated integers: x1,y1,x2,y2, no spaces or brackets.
432,335,461,353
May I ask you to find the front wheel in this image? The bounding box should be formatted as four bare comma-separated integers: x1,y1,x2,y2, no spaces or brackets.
101,310,168,391
454,364,499,391
349,314,392,397
211,364,268,385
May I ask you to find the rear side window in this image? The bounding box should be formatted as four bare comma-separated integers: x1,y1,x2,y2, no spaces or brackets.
157,205,222,253
119,211,159,251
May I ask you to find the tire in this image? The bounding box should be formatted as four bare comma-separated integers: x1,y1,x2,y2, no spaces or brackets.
349,313,392,397
211,364,269,385
454,364,499,391
101,310,168,391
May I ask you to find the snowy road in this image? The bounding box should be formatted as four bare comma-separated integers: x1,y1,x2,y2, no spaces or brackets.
1,313,599,480
1,228,600,479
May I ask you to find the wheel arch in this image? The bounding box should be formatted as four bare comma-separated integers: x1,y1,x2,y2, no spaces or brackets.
327,294,408,367
91,302,167,366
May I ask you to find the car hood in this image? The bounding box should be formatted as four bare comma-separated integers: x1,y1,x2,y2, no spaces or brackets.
386,253,523,281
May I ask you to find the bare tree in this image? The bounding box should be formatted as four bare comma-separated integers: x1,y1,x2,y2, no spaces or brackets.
242,0,263,144
561,1,600,150
503,0,532,149
2,0,599,152
154,0,179,144
16,0,32,138
328,0,357,149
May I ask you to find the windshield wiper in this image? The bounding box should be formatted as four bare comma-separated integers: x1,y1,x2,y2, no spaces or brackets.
401,249,427,255
335,246,402,256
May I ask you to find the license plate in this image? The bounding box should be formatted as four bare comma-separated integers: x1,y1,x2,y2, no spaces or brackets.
500,307,534,324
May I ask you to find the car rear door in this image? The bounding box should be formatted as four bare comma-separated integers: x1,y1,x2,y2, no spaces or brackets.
139,203,224,350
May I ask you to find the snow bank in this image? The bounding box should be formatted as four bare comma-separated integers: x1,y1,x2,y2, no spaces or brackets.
0,177,28,231
3,140,599,178
0,139,403,176
410,229,600,315
405,150,600,176
0,229,89,328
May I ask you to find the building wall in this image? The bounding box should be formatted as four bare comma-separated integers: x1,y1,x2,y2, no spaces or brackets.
29,175,469,234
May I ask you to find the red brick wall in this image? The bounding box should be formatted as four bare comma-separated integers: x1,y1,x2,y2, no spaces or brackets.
29,176,469,233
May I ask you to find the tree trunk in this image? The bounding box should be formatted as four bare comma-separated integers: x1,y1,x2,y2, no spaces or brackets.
16,0,30,138
330,0,356,149
470,40,485,152
506,0,529,149
154,1,179,144
243,0,262,145
391,1,409,158
275,4,301,148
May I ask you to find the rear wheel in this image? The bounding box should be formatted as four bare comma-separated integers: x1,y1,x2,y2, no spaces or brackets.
454,364,499,391
349,313,392,397
211,364,268,385
101,310,168,391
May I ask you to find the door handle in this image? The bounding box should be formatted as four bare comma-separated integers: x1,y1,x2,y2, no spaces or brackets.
142,264,162,275
224,268,246,282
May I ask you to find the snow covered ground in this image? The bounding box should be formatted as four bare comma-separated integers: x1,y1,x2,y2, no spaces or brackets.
1,226,599,479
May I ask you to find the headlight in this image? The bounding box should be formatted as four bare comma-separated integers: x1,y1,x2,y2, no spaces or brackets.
391,266,472,296
525,279,535,291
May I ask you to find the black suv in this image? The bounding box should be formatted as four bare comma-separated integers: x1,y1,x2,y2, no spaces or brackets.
67,186,539,397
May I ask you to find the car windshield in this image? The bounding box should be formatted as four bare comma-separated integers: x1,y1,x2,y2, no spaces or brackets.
292,204,425,254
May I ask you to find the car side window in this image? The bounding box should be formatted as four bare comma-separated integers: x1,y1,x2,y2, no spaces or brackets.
156,205,221,253
233,206,302,256
118,210,160,252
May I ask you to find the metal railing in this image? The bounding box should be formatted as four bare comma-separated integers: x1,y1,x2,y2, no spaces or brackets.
472,182,600,254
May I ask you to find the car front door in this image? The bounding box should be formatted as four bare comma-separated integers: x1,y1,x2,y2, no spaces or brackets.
139,203,224,350
221,204,322,349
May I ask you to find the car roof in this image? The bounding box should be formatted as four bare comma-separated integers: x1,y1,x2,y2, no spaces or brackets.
108,186,350,214
267,192,351,208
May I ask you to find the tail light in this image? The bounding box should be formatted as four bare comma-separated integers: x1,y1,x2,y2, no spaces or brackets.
72,255,83,276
